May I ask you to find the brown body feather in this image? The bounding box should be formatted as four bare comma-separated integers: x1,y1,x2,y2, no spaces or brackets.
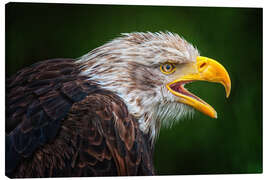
6,59,154,177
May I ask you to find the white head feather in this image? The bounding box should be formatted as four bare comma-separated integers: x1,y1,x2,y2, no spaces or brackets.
77,32,199,141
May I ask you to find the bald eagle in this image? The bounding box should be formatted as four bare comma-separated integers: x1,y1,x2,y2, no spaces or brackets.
6,32,231,177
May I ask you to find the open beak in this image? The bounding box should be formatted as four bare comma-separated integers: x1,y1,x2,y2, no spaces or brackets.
166,56,231,118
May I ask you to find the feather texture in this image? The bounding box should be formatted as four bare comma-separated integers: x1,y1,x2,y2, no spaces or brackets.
6,58,154,177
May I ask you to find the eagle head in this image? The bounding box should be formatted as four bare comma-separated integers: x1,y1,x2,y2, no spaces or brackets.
78,32,231,140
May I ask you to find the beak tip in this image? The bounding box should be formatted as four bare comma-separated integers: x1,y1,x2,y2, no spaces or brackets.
213,112,217,119
209,110,217,119
224,83,231,98
225,88,231,98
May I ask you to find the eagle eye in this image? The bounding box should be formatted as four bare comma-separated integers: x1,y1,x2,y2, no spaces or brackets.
160,63,176,74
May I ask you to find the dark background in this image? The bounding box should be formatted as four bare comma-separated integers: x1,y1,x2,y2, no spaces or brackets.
6,3,262,175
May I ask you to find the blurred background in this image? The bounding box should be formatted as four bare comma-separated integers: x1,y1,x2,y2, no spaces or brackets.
6,3,262,175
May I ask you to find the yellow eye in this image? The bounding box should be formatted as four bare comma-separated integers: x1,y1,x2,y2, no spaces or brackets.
160,63,176,74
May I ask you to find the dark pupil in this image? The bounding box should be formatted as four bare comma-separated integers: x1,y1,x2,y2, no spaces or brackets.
165,64,171,71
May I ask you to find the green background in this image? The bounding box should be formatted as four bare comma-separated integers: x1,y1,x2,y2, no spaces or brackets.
6,3,262,175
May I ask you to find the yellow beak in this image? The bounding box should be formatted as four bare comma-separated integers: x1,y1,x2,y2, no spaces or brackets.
166,56,231,118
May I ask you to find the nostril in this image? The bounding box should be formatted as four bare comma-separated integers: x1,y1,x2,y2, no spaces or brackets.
200,62,206,69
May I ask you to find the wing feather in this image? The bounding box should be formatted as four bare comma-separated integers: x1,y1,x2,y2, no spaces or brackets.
5,58,98,175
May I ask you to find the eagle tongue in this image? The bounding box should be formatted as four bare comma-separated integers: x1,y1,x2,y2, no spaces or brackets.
169,80,203,102
170,82,182,92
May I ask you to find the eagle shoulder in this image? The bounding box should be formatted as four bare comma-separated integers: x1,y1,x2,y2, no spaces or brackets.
68,92,155,176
